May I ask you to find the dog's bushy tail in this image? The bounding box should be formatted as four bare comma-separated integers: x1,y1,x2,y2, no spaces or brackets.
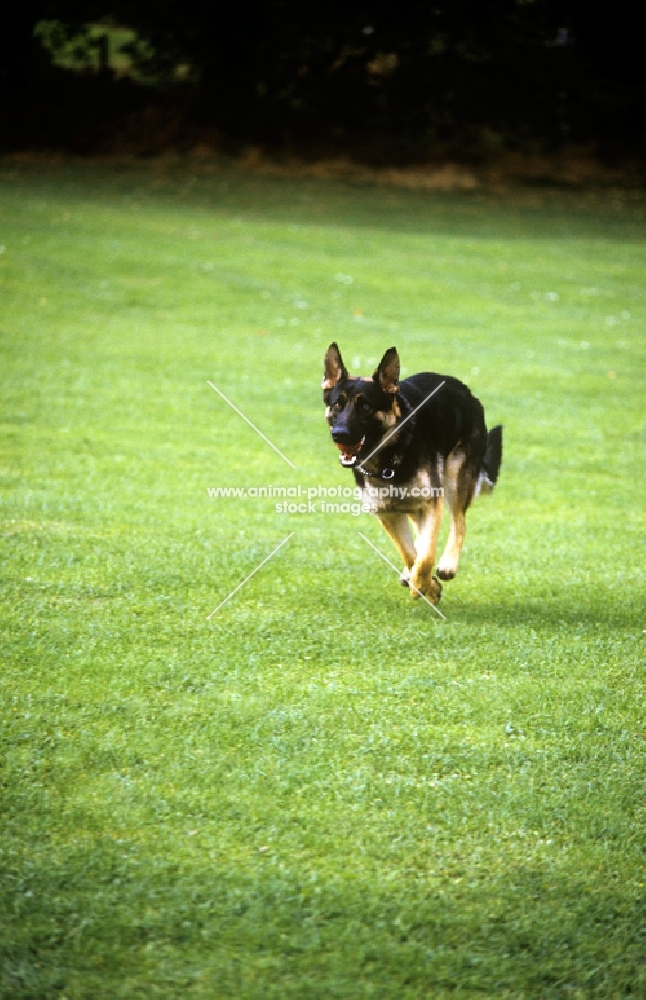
476,424,503,496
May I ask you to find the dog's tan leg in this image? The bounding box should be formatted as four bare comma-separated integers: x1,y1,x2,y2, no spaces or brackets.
376,513,416,584
409,497,444,602
437,449,476,581
437,508,466,582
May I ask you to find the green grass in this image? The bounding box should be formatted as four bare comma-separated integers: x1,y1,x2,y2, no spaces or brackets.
1,157,645,998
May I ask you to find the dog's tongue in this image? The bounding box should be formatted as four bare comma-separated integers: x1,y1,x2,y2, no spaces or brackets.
336,441,362,458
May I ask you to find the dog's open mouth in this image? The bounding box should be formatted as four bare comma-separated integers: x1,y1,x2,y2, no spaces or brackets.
336,436,365,466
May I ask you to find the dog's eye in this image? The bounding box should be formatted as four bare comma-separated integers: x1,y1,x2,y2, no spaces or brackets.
333,399,344,411
359,401,372,413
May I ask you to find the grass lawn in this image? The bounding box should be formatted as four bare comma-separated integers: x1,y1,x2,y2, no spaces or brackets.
0,157,644,998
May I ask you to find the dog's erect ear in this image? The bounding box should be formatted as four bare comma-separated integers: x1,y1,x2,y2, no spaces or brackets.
322,342,349,390
373,347,400,394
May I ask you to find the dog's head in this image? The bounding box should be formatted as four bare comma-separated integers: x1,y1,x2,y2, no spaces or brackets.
322,343,401,466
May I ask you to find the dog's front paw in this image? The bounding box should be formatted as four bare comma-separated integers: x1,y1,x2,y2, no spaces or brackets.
409,572,442,604
436,565,456,581
399,567,411,588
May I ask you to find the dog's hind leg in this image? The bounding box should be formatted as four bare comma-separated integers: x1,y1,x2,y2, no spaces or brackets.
437,449,477,581
409,497,444,603
376,513,416,585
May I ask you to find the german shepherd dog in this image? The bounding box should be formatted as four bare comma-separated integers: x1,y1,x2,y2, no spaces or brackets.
322,343,502,604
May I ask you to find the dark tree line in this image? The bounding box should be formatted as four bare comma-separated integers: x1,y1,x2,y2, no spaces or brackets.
2,0,644,158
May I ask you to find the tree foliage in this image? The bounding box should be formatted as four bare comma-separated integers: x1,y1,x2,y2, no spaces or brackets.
5,0,645,155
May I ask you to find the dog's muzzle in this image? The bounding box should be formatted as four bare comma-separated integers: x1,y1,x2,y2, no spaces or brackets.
335,436,365,466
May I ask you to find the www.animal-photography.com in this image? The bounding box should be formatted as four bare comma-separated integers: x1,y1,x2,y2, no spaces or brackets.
2,5,645,998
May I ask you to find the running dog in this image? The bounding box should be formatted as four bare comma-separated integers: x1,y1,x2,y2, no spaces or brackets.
322,343,502,604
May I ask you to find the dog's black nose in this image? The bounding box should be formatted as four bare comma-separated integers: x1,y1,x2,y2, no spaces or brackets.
331,429,354,445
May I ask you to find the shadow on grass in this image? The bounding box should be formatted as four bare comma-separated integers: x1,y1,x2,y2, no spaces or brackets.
1,158,644,244
1,844,643,998
447,593,642,632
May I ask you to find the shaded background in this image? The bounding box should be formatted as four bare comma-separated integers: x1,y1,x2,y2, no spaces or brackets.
2,0,644,164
